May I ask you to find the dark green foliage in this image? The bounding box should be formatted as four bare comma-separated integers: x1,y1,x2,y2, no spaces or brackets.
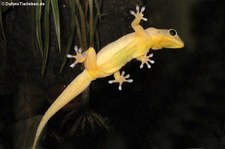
34,0,102,75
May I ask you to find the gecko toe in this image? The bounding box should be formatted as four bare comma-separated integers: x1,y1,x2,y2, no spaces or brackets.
149,60,155,64
70,63,76,68
127,79,133,83
142,17,148,21
108,80,115,84
130,10,135,16
136,5,140,12
67,54,73,58
140,6,145,13
118,85,122,91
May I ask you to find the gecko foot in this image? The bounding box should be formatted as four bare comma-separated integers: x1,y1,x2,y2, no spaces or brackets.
67,45,87,68
108,71,133,91
130,5,147,21
140,53,155,69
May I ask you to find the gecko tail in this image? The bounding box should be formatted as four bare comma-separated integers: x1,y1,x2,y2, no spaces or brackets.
32,70,93,149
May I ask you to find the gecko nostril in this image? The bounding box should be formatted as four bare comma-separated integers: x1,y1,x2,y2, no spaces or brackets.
169,29,177,36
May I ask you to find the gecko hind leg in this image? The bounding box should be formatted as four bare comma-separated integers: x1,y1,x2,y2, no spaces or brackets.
67,45,87,68
108,71,133,91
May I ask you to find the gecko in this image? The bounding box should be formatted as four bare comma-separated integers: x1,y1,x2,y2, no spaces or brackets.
32,5,184,148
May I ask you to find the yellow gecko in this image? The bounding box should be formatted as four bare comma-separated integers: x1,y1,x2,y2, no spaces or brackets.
32,5,184,148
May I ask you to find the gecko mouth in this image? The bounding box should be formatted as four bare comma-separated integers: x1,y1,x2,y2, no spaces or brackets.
176,40,185,48
169,37,185,48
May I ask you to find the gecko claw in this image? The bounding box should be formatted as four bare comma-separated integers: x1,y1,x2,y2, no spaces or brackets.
67,45,87,68
108,71,133,90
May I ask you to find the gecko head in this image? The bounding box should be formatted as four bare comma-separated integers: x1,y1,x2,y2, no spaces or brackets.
146,27,184,50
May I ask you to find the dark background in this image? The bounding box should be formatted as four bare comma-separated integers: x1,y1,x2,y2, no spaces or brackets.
0,0,225,149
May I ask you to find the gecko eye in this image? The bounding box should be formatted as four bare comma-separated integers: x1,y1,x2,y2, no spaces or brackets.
169,29,177,36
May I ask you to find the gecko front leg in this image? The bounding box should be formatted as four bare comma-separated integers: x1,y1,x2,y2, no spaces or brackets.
136,53,155,69
108,71,133,90
130,5,147,36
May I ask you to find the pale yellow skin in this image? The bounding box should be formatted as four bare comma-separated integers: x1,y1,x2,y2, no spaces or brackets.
32,6,184,148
